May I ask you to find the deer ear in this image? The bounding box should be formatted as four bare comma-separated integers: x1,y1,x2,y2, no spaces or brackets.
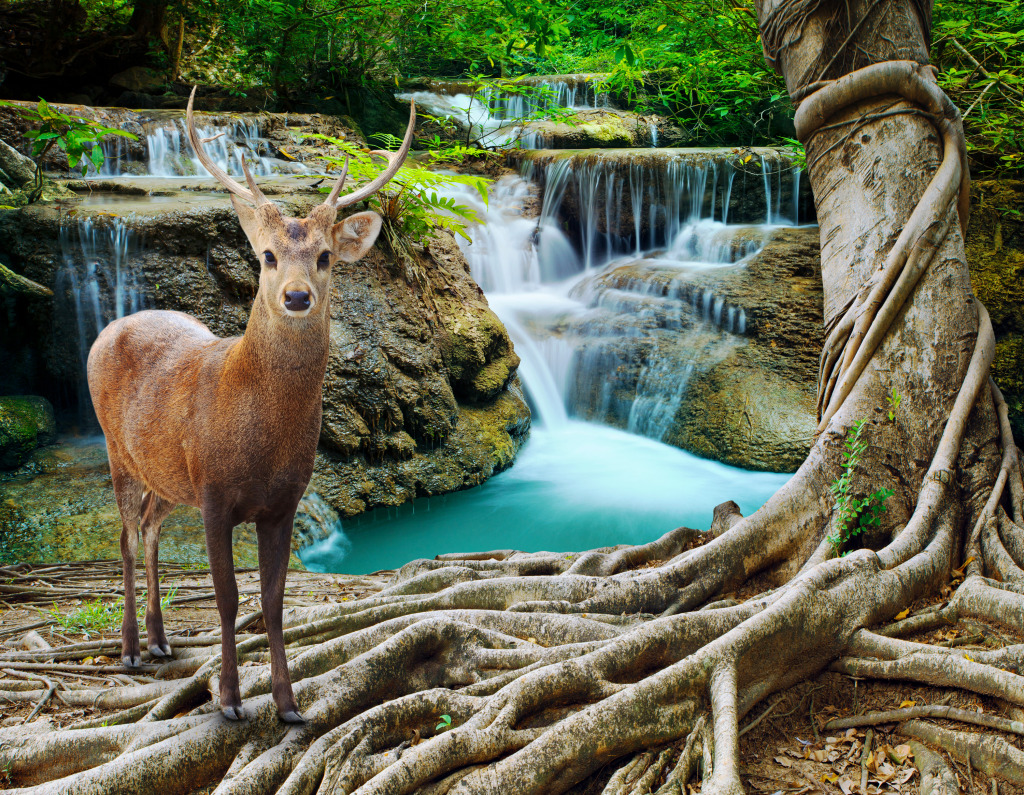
332,211,382,263
230,195,262,252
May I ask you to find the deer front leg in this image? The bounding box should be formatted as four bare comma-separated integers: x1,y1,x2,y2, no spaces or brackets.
201,500,243,720
141,493,176,658
257,510,303,723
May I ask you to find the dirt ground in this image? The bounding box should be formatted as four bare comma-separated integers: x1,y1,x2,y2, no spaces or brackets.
2,561,1023,794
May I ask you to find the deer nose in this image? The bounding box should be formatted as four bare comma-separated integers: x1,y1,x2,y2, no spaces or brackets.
284,291,311,311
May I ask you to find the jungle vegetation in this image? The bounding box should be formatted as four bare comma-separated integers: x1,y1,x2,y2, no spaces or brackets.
0,0,1021,175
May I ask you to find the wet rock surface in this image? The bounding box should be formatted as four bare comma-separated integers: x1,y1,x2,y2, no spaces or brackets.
0,181,529,520
0,395,56,469
568,226,823,471
0,102,363,174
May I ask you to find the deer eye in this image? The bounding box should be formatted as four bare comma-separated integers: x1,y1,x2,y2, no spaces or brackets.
263,251,277,266
317,251,331,269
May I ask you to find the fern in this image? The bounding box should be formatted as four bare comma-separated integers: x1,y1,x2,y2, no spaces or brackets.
308,134,489,244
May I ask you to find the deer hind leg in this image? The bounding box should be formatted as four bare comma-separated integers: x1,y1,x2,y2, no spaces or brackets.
200,498,244,720
141,493,176,658
110,458,144,668
256,509,303,722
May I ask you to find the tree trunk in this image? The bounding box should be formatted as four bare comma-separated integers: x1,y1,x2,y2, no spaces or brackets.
3,2,1022,794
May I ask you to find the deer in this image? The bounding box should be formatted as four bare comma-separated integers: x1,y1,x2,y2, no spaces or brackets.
87,87,415,722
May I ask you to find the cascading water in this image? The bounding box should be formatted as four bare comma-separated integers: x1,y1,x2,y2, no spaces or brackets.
397,75,615,150
301,148,801,572
90,118,304,178
55,216,147,422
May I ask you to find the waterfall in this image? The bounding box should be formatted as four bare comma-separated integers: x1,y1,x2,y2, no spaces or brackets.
88,117,303,178
56,217,147,421
397,75,613,150
434,146,802,447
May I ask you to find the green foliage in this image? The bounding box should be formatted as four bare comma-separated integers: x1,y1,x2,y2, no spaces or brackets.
436,714,453,731
42,587,178,639
933,0,1024,177
827,420,895,552
43,598,122,637
0,99,137,201
310,134,489,245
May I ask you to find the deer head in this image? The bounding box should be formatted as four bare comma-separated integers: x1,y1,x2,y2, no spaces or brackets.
185,88,415,325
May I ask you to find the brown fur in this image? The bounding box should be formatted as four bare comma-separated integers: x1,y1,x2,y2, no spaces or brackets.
88,199,383,721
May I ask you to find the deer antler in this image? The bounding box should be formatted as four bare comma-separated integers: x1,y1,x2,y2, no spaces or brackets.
324,101,416,209
186,87,270,206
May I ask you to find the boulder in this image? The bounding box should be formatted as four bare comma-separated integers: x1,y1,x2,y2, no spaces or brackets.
0,139,35,189
567,226,823,472
0,395,56,469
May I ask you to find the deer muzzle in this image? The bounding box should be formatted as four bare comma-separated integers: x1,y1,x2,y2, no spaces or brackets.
283,289,313,314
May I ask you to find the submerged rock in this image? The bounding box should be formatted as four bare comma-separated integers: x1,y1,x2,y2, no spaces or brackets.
0,181,530,517
0,395,56,469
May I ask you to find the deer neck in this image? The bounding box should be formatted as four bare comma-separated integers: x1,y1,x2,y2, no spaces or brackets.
231,290,331,413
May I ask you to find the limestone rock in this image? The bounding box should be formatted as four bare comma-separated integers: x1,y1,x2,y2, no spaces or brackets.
0,139,35,189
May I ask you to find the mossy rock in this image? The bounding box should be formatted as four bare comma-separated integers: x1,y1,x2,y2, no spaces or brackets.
0,395,56,469
968,180,1024,444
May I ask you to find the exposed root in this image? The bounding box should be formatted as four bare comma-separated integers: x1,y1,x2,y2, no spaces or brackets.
824,704,1024,736
907,739,960,795
902,719,1024,786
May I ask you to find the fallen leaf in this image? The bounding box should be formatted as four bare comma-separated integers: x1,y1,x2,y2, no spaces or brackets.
774,755,793,768
892,744,912,763
899,700,916,708
894,608,910,620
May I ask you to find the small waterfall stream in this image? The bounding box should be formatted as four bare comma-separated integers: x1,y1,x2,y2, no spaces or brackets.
90,117,304,178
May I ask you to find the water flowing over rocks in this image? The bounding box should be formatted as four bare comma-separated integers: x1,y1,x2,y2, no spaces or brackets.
0,101,360,177
0,178,529,520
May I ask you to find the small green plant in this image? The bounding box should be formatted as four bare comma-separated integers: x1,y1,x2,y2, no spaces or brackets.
309,134,489,247
886,390,902,421
780,137,807,170
0,99,137,201
41,586,178,639
44,598,122,638
827,419,895,551
436,714,453,731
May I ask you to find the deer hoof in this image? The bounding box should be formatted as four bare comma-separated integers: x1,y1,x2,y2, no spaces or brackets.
149,643,173,658
221,705,246,721
280,709,306,724
122,654,143,669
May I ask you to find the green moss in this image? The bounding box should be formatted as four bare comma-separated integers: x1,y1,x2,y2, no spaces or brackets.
578,118,633,146
968,180,1024,445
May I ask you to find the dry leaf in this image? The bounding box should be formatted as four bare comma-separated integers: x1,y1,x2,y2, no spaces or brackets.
894,608,910,620
838,776,856,794
774,756,793,768
898,700,916,708
892,744,912,763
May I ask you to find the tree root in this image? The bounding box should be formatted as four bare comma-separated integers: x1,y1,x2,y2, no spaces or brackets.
824,704,1024,736
902,719,1024,786
907,740,959,795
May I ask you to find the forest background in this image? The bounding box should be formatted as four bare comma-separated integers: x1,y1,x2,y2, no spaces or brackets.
0,0,1021,180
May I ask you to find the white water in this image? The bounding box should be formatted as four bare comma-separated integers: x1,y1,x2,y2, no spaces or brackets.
397,75,614,150
90,118,306,178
